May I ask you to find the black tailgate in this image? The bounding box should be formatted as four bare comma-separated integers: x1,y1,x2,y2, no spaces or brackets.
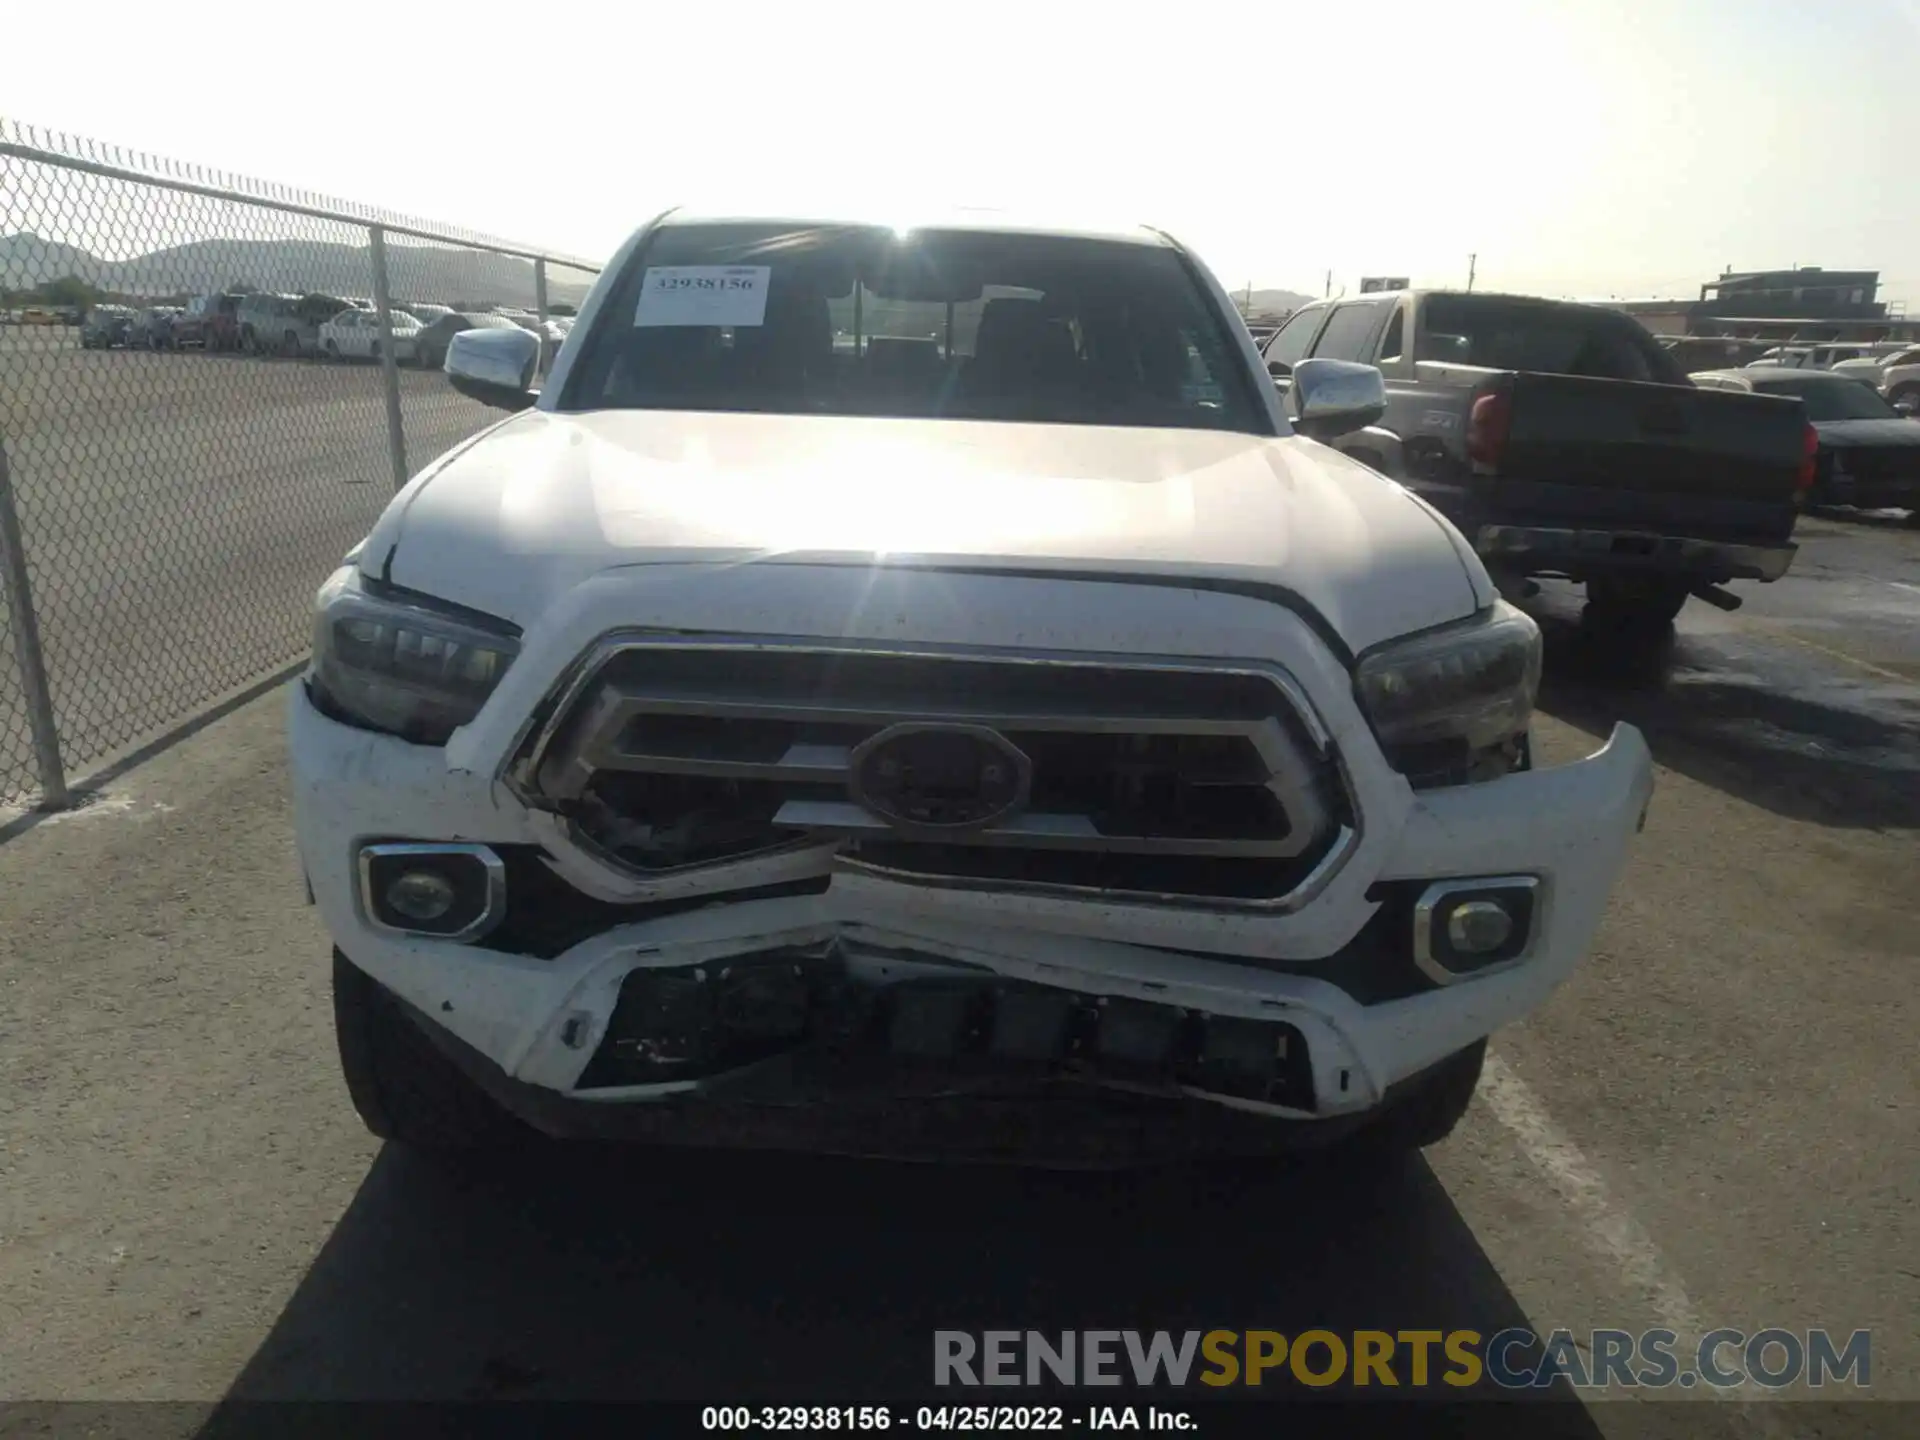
1490,373,1806,544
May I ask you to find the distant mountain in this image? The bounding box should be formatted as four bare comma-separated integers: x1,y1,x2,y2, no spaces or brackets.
0,233,98,289
1236,288,1315,319
0,232,596,309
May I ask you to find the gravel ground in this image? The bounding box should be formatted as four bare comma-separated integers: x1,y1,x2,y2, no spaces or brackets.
0,329,498,803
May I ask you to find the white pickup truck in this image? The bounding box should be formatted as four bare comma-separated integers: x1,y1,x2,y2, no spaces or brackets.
290,209,1654,1166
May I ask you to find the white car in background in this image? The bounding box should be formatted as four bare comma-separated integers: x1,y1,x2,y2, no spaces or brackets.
1881,358,1920,414
318,308,422,363
1831,346,1920,407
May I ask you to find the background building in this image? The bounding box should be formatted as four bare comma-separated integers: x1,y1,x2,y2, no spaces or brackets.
1607,265,1918,347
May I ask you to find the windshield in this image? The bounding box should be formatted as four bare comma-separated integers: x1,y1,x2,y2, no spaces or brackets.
561,223,1266,433
1750,374,1900,420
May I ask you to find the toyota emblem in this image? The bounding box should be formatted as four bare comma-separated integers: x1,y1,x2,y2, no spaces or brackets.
848,723,1031,835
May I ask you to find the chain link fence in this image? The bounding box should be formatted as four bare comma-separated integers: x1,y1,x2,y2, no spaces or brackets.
0,119,601,810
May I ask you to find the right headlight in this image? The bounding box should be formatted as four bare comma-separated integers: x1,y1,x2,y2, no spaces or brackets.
1354,600,1542,787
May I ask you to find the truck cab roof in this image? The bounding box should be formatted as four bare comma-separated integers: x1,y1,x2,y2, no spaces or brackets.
653,206,1174,249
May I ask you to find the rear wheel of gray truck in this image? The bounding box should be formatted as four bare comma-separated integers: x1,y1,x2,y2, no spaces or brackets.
1585,575,1690,633
331,948,524,1153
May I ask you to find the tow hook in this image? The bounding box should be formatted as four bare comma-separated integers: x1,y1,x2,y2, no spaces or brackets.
1691,583,1743,612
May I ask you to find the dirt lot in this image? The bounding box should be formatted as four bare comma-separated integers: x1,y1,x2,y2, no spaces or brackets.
0,330,498,803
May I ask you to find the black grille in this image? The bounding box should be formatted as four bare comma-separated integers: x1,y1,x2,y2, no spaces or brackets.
576,944,1319,1112
516,642,1350,905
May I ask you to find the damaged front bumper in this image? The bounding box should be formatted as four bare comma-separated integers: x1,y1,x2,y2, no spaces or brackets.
291,683,1655,1150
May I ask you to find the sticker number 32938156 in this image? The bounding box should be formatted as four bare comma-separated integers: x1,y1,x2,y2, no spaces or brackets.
634,266,771,328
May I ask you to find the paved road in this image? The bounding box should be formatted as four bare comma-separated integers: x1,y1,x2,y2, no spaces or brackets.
0,330,498,804
0,516,1914,1431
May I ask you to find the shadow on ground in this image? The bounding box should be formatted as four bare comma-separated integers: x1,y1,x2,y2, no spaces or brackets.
191,1140,1610,1431
1532,600,1920,830
1803,504,1919,532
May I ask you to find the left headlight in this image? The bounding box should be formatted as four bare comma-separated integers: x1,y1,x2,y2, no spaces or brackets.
1354,600,1542,787
308,566,520,744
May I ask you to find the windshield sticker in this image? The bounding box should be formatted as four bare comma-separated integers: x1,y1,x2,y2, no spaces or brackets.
634,266,771,328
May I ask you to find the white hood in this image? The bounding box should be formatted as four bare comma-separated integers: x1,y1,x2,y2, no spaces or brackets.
370,409,1487,653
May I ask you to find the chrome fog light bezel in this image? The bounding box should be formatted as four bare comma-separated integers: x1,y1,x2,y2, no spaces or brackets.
1412,875,1540,985
356,842,507,943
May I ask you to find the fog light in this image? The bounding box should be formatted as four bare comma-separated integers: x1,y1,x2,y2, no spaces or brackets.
1446,900,1515,955
1414,876,1539,985
386,869,457,922
358,842,505,942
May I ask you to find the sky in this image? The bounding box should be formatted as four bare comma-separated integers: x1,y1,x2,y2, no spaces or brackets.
6,0,1919,306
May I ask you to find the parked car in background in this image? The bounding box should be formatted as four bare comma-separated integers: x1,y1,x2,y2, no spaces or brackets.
1752,341,1911,372
502,310,570,362
18,306,62,326
237,292,356,357
128,305,183,349
79,304,137,349
411,310,523,369
1830,346,1920,394
236,293,305,357
1816,341,1911,368
174,293,246,350
403,302,456,324
1878,356,1920,414
1695,368,1920,517
318,308,422,362
1260,289,1814,629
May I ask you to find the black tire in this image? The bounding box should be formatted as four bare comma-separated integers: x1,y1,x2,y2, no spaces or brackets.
283,329,301,358
1353,1040,1488,1155
241,326,258,356
331,948,523,1152
324,339,339,360
1585,575,1689,632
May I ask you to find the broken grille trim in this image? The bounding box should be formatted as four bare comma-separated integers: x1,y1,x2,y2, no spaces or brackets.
502,631,1360,912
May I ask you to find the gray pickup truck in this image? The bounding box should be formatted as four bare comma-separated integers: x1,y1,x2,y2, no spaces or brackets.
1262,290,1817,628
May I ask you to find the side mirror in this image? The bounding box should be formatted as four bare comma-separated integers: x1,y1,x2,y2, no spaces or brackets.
1289,358,1387,441
446,325,540,411
1267,358,1292,380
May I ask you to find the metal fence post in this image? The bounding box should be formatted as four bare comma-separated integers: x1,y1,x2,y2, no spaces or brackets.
0,442,69,808
368,224,410,493
534,256,551,378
